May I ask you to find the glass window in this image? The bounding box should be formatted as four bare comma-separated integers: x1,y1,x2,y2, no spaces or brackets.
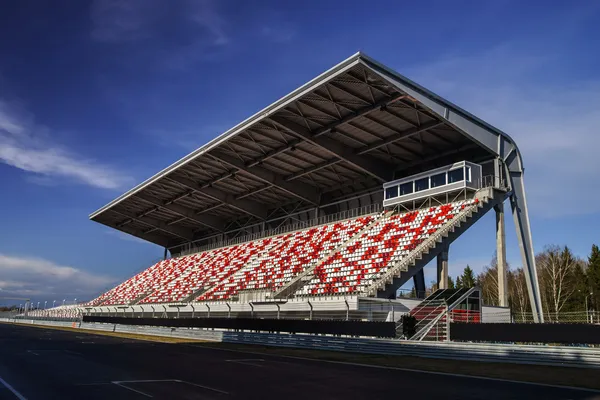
415,177,429,192
466,166,471,182
400,182,413,195
448,168,464,183
385,186,398,199
430,172,446,188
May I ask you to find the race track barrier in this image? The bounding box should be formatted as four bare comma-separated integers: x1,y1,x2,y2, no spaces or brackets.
2,318,600,369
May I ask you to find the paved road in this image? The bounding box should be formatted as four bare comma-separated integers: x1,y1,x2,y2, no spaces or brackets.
0,323,597,400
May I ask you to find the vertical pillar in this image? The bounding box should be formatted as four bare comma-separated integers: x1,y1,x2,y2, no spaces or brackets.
163,247,168,260
493,157,502,188
413,269,426,299
437,245,449,290
495,202,508,307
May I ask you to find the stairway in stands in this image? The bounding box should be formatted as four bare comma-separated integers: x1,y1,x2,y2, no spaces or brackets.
407,287,479,341
364,187,506,299
273,211,389,299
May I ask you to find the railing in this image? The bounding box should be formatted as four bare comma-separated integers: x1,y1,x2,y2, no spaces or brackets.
178,203,382,257
411,287,479,341
477,175,508,191
4,318,600,368
366,194,486,296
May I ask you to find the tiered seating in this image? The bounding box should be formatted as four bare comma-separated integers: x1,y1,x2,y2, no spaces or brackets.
451,309,481,323
88,199,480,306
200,216,375,301
140,238,274,303
101,258,193,305
297,200,478,297
27,305,82,319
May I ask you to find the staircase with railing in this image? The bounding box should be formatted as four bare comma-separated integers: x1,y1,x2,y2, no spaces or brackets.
273,211,389,299
407,287,480,341
367,187,506,299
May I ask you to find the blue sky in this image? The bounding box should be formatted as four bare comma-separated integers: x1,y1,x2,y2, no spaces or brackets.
1,0,599,304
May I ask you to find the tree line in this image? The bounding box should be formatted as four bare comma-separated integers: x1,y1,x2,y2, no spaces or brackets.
448,244,600,319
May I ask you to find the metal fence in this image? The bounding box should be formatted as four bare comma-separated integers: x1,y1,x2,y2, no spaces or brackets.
479,311,600,324
3,318,600,369
179,203,383,256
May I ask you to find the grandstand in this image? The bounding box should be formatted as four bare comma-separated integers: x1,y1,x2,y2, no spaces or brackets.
65,53,544,328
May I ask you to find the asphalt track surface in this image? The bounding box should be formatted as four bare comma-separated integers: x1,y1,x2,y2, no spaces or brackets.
0,324,598,400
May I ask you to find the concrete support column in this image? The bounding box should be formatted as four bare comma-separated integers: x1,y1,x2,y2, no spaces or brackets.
495,202,508,307
437,245,449,290
413,269,426,299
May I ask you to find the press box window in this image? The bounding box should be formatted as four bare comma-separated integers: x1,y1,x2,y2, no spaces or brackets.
385,186,398,199
430,172,446,188
400,182,413,195
448,168,464,183
415,177,429,192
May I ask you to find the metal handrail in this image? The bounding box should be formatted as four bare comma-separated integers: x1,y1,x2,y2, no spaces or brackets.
180,203,382,256
411,287,479,341
365,194,486,296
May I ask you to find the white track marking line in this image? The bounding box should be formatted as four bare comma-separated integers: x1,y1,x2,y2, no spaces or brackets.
226,359,264,367
174,380,229,395
0,375,27,400
63,350,83,356
112,382,153,398
186,344,600,394
112,379,179,384
25,350,39,356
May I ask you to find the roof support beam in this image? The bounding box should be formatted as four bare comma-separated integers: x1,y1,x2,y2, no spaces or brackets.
210,152,320,205
285,158,341,181
236,184,272,200
166,175,267,220
111,223,173,248
246,138,303,168
111,209,195,241
245,95,406,169
135,192,225,231
269,116,392,182
360,57,544,321
355,121,444,155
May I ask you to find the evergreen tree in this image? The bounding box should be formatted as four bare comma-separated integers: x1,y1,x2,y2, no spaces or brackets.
409,287,416,298
588,244,600,311
460,265,476,288
456,276,462,288
563,262,588,312
448,276,455,289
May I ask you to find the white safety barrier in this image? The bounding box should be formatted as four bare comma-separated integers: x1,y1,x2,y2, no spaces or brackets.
2,318,599,369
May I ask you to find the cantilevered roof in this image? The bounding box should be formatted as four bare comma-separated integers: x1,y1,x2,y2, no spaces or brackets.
90,52,522,249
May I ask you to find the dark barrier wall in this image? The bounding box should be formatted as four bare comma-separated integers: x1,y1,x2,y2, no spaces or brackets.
451,323,600,344
83,316,396,338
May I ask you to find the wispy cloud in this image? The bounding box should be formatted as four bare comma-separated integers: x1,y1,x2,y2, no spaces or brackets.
406,44,600,218
90,0,229,46
186,0,229,46
0,253,117,300
90,0,231,72
90,0,164,43
0,99,132,189
257,10,296,44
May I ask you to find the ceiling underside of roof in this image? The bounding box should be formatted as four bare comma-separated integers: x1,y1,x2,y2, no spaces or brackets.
91,58,494,249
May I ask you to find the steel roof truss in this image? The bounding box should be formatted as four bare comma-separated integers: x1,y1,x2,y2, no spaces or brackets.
210,151,320,205
166,175,267,219
134,192,224,231
269,116,391,182
111,208,194,241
